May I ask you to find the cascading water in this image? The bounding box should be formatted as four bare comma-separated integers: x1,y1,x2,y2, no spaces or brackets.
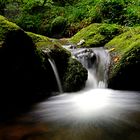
71,47,110,88
31,46,140,140
48,58,63,93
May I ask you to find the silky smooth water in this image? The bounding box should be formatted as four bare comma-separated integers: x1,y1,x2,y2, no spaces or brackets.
31,85,140,140
48,58,63,93
66,47,110,88
29,47,140,140
0,47,139,140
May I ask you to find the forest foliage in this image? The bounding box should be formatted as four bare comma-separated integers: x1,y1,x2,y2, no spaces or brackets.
0,0,140,38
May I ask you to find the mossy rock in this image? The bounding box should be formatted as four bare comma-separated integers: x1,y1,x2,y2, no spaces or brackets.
27,32,51,44
27,32,88,92
105,27,140,91
63,58,88,92
69,23,128,48
0,15,87,115
0,15,48,109
27,32,71,76
0,15,21,42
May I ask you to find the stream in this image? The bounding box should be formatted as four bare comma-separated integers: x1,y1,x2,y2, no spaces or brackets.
0,47,140,140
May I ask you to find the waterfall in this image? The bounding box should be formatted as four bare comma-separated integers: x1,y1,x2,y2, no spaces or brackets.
48,58,63,93
67,47,110,89
31,46,140,140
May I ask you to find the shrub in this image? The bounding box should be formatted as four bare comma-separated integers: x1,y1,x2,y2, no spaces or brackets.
123,5,140,26
53,0,77,6
50,16,67,38
93,0,125,23
16,13,42,33
0,0,8,14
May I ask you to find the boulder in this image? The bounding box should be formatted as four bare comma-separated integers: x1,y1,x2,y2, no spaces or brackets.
105,27,140,91
0,16,88,113
63,58,88,92
0,15,87,101
27,32,88,92
0,15,44,102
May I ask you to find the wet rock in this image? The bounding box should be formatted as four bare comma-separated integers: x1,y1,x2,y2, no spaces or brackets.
63,58,88,92
77,39,85,46
28,32,88,93
73,48,96,68
0,15,48,113
105,27,140,91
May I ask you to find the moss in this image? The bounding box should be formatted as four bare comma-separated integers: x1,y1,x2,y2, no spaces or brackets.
27,32,71,61
27,32,51,44
28,31,88,92
2,0,140,38
0,15,21,42
105,27,140,90
63,58,88,92
69,23,128,48
106,27,140,56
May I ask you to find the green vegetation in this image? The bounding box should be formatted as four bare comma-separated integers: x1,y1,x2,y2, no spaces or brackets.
1,0,140,38
0,15,20,41
106,27,140,56
27,31,71,68
105,27,140,90
69,23,128,47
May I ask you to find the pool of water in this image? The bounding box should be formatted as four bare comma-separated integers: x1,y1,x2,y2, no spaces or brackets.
0,89,140,140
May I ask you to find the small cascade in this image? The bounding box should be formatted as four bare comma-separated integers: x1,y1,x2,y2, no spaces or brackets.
31,46,140,140
48,58,63,93
64,47,110,89
91,47,110,88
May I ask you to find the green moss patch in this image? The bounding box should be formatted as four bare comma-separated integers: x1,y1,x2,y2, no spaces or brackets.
0,15,48,105
105,27,140,90
27,31,87,92
0,15,21,42
27,32,51,44
69,23,128,48
106,27,140,56
27,31,71,64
